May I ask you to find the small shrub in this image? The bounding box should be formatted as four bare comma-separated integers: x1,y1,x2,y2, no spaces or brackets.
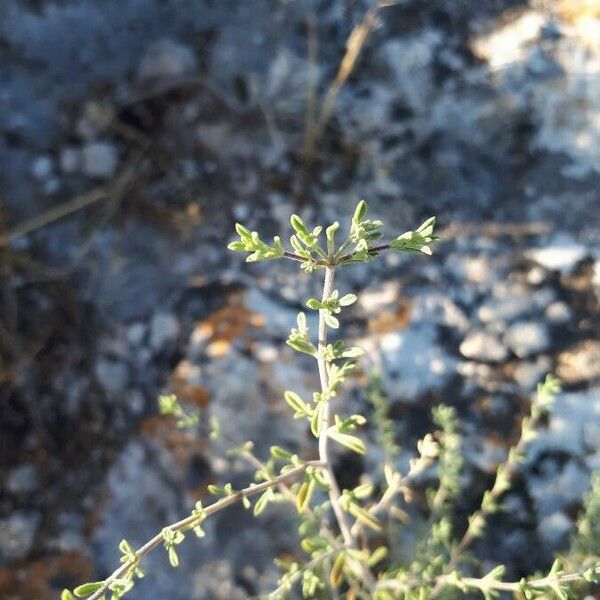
67,202,599,599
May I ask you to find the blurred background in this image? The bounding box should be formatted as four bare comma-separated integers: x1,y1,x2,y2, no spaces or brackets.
0,0,599,598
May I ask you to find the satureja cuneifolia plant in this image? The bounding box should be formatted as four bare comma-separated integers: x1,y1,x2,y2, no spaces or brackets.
66,202,600,600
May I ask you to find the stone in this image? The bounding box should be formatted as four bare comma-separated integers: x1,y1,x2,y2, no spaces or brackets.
94,359,129,395
149,312,180,352
527,388,600,462
59,146,81,174
545,301,572,324
503,321,550,358
528,460,590,517
526,238,587,274
0,511,41,560
367,321,457,402
30,155,54,180
82,141,119,179
126,322,147,346
460,330,508,362
6,464,39,494
138,39,198,83
557,340,600,384
537,512,572,548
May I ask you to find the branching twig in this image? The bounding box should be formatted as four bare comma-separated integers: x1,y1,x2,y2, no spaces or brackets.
85,461,323,600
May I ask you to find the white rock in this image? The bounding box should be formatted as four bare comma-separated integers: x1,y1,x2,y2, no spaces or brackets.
503,321,550,358
527,388,600,462
460,330,508,362
149,312,180,351
30,155,54,180
526,239,587,274
59,146,81,174
372,321,456,402
82,142,119,179
138,39,197,83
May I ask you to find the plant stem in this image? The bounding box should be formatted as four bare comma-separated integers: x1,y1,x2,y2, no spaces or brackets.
316,265,356,550
84,461,322,600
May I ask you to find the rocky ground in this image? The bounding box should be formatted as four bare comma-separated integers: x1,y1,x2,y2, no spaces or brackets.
0,0,599,598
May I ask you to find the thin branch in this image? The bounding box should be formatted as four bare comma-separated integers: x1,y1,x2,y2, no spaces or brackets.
377,565,600,595
85,461,323,600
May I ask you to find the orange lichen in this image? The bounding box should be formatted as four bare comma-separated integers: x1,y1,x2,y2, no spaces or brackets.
368,299,411,334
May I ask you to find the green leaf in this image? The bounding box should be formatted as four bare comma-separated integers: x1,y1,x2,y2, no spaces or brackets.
253,489,273,516
367,546,388,567
324,314,339,329
270,446,293,459
310,403,324,437
339,293,357,306
353,200,368,223
306,298,322,310
290,214,309,235
284,390,311,417
286,338,317,356
62,591,77,600
328,430,366,454
296,479,315,513
348,503,382,531
330,552,346,588
168,546,179,567
74,582,105,597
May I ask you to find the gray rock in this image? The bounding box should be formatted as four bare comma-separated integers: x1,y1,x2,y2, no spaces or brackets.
460,330,508,362
6,464,39,494
149,312,180,352
0,511,41,560
537,512,572,548
93,441,199,600
94,359,129,395
82,141,119,179
127,322,147,346
30,155,54,180
59,146,81,174
138,39,197,83
529,461,590,517
503,321,550,358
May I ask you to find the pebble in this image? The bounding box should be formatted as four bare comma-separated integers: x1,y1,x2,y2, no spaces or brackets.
503,321,549,358
537,512,572,547
149,312,180,352
59,146,81,174
30,155,54,180
94,359,129,395
6,464,39,494
82,141,119,179
0,511,41,560
137,39,197,83
460,330,508,362
126,322,147,346
545,301,572,324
